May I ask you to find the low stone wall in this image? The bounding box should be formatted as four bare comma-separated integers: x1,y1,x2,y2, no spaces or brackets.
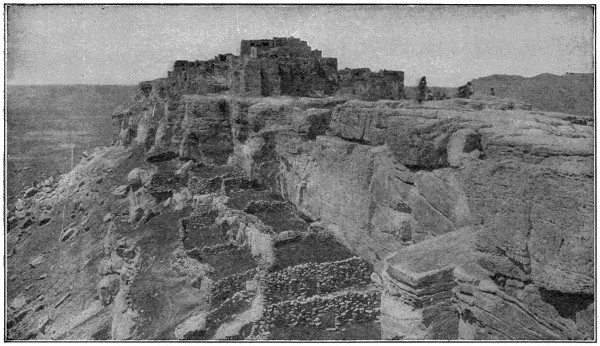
262,290,380,328
211,268,258,307
264,257,372,304
244,200,289,214
179,209,220,245
188,176,222,196
201,242,241,255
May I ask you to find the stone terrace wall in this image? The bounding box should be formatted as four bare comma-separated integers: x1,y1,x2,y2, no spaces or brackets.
263,290,380,328
264,257,373,304
211,268,258,307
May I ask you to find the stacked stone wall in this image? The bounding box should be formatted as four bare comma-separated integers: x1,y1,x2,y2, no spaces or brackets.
211,268,258,306
262,290,380,328
264,257,373,304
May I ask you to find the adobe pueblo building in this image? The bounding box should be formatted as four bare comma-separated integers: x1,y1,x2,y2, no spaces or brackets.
161,37,404,100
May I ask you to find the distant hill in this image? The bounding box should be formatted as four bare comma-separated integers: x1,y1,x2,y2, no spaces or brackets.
470,73,594,118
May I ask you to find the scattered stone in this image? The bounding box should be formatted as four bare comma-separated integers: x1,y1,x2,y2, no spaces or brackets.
10,295,28,311
96,177,103,184
103,213,113,223
6,319,16,330
175,160,195,178
15,209,28,220
60,227,77,242
53,293,71,309
38,213,51,226
129,206,145,224
245,279,259,294
23,187,39,198
15,198,25,210
29,254,45,268
112,185,129,197
21,218,34,229
15,309,31,322
370,272,382,286
37,315,51,333
38,274,47,280
127,167,153,187
7,217,18,232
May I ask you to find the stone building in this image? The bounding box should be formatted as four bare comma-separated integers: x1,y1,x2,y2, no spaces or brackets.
337,68,405,101
231,37,339,97
159,37,404,100
166,54,236,94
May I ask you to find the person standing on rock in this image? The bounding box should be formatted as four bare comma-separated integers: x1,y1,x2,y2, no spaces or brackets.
417,76,427,104
457,82,474,98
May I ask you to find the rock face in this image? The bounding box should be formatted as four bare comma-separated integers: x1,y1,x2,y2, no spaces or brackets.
223,96,593,340
116,87,593,339
7,39,593,341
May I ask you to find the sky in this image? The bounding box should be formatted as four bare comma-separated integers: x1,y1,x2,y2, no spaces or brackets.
5,5,595,87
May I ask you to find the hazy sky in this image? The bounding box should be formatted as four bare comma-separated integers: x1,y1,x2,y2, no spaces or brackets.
6,5,594,86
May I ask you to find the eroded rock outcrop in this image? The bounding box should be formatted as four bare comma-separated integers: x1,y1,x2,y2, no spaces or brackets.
223,96,593,340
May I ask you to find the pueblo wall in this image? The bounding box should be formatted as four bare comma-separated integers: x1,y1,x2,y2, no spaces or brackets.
337,68,405,101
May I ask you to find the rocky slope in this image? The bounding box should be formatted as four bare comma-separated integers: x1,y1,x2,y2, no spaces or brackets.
6,80,594,340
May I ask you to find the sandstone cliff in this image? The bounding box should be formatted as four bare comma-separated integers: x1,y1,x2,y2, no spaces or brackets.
7,79,593,340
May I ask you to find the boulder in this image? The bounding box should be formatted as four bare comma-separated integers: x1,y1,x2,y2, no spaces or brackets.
37,315,51,333
103,213,113,223
273,230,301,244
38,213,51,226
23,187,39,199
21,218,34,229
60,227,78,242
171,188,192,211
126,167,154,188
10,294,28,311
97,275,120,306
175,160,195,178
112,185,130,197
29,254,45,268
128,206,145,224
245,279,259,294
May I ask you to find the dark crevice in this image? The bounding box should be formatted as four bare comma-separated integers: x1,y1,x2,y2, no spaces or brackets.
539,287,593,321
403,165,438,173
337,136,371,145
463,132,483,153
